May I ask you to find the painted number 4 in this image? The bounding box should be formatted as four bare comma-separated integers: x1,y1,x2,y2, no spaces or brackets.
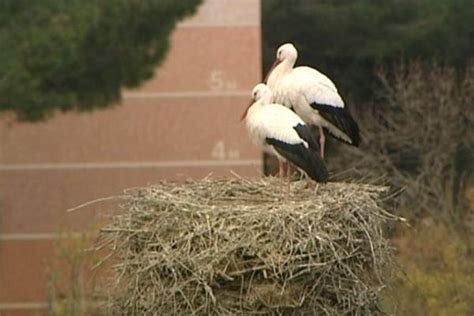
211,141,239,160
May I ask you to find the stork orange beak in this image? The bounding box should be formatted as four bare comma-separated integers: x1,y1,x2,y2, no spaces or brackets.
240,99,254,121
264,58,282,83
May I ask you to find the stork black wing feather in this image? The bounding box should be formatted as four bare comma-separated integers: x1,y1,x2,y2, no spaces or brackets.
293,123,320,152
266,124,328,182
310,103,361,146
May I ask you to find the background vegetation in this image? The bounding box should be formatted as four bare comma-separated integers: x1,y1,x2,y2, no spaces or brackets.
263,1,474,314
263,0,474,101
0,0,202,121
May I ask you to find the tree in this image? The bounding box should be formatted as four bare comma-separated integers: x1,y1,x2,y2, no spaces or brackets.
329,61,474,216
0,0,202,121
263,0,474,102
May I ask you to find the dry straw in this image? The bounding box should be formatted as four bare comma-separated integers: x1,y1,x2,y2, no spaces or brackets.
99,177,402,315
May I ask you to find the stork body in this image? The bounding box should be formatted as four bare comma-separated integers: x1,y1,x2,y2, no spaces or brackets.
266,43,360,158
242,84,329,183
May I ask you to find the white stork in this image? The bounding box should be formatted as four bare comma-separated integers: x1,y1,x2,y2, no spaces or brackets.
241,83,329,184
265,43,360,158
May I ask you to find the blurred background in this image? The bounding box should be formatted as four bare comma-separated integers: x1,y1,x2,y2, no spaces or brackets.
0,0,473,315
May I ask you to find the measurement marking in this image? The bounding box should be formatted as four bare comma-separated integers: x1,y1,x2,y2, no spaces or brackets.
0,302,48,310
0,233,57,241
0,159,262,171
0,233,91,241
178,21,258,28
122,90,249,99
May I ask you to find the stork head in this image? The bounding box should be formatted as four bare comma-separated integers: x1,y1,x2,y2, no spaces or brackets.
264,43,298,83
241,83,272,121
251,83,272,102
276,43,298,63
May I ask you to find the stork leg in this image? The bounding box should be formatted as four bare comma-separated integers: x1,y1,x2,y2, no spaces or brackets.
283,162,291,177
286,163,291,197
277,159,285,197
279,173,284,197
318,126,326,159
278,160,284,178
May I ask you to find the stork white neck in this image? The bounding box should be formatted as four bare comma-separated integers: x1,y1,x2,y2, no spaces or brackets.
241,83,273,120
259,91,272,105
267,43,298,88
267,59,294,88
249,87,273,113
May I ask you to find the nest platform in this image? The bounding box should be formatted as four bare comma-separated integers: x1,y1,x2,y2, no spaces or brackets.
100,177,400,315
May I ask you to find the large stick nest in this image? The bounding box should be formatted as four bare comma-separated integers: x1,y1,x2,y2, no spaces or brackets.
99,177,401,315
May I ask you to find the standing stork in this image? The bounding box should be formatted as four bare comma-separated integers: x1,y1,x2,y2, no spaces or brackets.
265,43,360,158
241,83,329,186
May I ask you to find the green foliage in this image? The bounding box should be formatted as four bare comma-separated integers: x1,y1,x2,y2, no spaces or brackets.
263,0,474,101
0,0,202,121
385,219,474,315
47,233,94,316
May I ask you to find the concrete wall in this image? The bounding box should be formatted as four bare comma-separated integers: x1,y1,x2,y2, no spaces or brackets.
0,0,261,314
